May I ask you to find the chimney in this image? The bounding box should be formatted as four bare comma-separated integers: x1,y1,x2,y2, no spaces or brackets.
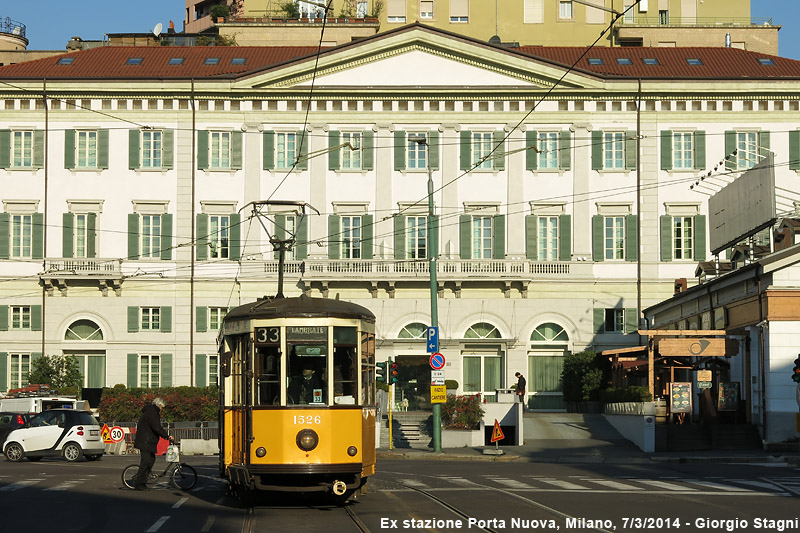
674,278,687,293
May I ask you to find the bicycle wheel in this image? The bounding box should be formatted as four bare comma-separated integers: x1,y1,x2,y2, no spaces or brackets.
170,463,197,490
122,465,140,489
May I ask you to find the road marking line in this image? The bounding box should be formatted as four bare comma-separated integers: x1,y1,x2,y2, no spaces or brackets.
200,516,215,532
537,479,589,490
400,479,428,488
0,479,43,491
172,497,188,509
489,477,532,489
44,480,84,491
146,516,170,532
685,479,750,492
728,480,782,491
439,476,480,486
583,479,643,491
637,479,695,491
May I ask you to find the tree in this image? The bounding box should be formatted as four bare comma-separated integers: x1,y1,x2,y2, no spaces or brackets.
561,350,604,402
28,355,84,394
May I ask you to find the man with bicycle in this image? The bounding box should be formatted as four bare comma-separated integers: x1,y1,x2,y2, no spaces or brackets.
132,397,173,491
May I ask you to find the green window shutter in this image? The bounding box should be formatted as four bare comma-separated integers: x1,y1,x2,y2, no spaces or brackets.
625,214,638,262
559,130,571,170
328,215,340,259
197,130,209,170
160,213,173,260
160,306,172,333
429,130,440,170
328,130,340,170
262,131,274,170
558,214,571,261
526,130,538,170
693,214,707,261
591,215,604,262
492,130,506,171
195,354,207,388
393,216,406,260
162,130,174,169
196,306,207,333
759,130,770,152
660,130,672,170
32,130,45,168
625,308,639,334
0,306,7,331
64,129,75,169
160,353,173,387
460,130,471,171
196,214,208,261
593,308,605,334
97,129,109,169
591,130,603,170
231,131,243,170
295,215,308,260
624,130,637,170
459,215,472,259
790,131,800,170
32,213,44,260
127,307,140,333
525,215,538,260
361,214,374,259
660,215,673,262
492,215,505,259
128,129,140,170
31,305,42,331
0,214,9,259
127,354,138,388
127,214,139,259
393,130,406,171
296,130,308,170
0,353,7,391
724,130,736,170
229,213,241,261
361,130,374,170
694,131,706,170
62,213,74,258
273,215,286,260
87,213,97,258
0,130,10,168
430,215,439,257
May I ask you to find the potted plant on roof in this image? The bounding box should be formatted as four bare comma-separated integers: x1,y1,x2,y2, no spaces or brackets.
441,394,485,448
282,1,300,21
210,4,230,23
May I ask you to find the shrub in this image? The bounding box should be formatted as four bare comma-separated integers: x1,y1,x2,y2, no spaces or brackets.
561,350,604,402
598,386,653,403
441,394,484,430
28,355,84,393
99,385,219,423
444,379,459,390
210,4,230,20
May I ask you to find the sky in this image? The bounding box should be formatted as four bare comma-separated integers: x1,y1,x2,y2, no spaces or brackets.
3,1,800,59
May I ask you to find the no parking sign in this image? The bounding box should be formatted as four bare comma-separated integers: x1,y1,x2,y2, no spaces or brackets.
429,352,445,370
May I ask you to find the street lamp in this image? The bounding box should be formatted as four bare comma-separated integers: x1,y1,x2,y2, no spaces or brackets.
408,134,442,452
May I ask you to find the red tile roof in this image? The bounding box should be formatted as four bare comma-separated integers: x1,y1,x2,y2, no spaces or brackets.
517,46,800,79
0,46,323,80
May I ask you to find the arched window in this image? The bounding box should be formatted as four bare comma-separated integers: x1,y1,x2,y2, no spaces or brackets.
530,322,568,343
398,322,427,339
65,319,103,341
464,322,501,339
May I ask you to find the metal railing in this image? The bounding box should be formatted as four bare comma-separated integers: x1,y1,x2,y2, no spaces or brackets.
0,17,26,39
619,16,774,27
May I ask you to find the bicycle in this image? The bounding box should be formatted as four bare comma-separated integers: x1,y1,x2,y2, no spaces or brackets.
122,441,198,491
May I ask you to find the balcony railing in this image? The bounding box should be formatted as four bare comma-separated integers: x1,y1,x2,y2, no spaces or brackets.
619,16,774,27
0,17,26,39
43,258,122,277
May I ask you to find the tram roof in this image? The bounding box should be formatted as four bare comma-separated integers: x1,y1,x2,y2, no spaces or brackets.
225,295,376,323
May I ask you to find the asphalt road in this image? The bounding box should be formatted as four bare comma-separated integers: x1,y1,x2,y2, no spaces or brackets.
1,455,798,532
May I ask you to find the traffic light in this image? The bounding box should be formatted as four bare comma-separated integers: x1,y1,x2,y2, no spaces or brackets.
376,360,387,383
792,357,800,383
390,359,398,384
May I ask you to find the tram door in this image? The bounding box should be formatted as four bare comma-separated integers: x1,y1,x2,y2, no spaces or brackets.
225,335,249,465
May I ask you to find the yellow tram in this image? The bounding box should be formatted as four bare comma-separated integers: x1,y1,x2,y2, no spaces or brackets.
218,294,377,501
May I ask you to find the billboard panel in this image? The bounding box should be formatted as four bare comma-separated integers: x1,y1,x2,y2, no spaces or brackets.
709,153,776,255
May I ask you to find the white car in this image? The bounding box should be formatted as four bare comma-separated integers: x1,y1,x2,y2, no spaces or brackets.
2,408,105,462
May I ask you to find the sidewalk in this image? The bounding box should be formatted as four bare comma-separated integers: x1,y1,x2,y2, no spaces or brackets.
377,412,800,465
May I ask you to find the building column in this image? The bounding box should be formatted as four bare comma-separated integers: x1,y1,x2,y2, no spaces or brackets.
374,123,393,259
440,123,460,259
506,125,525,258
571,123,592,257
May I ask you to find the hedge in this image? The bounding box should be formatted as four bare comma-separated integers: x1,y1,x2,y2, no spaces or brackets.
98,385,219,423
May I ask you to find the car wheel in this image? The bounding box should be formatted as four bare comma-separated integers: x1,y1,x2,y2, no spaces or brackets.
63,442,84,462
4,442,24,462
26,456,42,462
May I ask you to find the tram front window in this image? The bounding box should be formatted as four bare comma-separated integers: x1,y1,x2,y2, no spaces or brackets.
287,345,327,405
256,347,281,405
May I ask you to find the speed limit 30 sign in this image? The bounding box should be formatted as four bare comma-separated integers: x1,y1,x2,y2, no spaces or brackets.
109,426,125,443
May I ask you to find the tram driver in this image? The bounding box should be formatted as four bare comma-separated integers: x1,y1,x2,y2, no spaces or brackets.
288,360,326,405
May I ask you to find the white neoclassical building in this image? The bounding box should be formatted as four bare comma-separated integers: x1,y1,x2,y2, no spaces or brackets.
1,24,799,416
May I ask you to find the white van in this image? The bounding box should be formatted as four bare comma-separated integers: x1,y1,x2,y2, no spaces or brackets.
0,396,78,414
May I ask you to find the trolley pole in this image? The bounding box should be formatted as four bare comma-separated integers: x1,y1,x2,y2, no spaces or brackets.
413,135,442,452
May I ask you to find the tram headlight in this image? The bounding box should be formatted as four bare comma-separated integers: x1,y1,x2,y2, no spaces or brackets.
255,447,266,458
347,446,358,457
296,429,319,452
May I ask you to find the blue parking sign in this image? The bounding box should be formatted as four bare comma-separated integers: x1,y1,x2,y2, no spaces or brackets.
426,326,438,353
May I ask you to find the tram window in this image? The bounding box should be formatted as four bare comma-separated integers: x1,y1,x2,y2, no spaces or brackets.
287,345,327,405
333,346,357,403
256,346,281,405
361,332,376,405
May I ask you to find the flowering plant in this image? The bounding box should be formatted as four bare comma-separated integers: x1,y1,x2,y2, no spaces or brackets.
441,394,484,430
